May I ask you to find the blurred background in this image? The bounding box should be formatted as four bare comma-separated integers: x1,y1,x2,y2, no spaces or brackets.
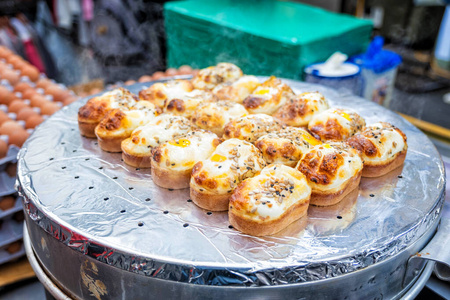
0,0,449,299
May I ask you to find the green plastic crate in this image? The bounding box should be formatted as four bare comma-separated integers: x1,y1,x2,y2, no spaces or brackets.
164,0,373,79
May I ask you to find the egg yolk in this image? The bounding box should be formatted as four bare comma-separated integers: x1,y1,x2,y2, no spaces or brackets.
211,154,227,162
169,139,191,148
334,110,352,122
254,88,270,95
302,133,322,146
323,144,332,149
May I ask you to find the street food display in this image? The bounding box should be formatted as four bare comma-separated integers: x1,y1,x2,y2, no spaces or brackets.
77,62,408,236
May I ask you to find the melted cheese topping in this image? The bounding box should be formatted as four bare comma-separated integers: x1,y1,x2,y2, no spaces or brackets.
255,127,322,166
308,108,365,141
349,122,407,164
106,88,138,109
121,115,194,155
191,100,248,136
95,101,157,138
78,88,138,123
212,75,260,103
243,76,294,115
192,63,243,90
231,164,311,219
163,89,216,119
223,114,284,142
296,142,363,192
273,91,329,126
139,80,193,108
152,130,220,171
190,139,266,194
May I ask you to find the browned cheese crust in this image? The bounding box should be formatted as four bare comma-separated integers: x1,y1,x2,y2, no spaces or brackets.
78,99,111,137
346,125,407,177
309,118,346,141
229,180,309,236
190,161,231,211
309,171,361,206
95,109,127,152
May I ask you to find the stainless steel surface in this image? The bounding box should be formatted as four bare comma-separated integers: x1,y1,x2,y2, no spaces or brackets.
405,217,450,282
23,223,72,300
16,78,446,297
400,261,435,300
23,210,441,300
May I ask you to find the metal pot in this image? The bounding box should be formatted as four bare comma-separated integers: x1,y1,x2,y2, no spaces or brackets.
17,79,449,299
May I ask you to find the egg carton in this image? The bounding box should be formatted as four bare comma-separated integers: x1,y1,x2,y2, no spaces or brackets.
0,195,21,220
0,171,16,197
0,214,24,265
0,145,19,170
0,238,24,266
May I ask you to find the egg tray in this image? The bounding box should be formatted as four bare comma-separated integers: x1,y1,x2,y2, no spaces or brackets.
17,79,445,286
0,211,24,265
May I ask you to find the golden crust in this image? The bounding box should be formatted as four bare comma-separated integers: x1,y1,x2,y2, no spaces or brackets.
223,114,284,143
228,164,311,236
255,127,321,167
273,92,329,127
78,121,98,138
310,170,361,206
97,135,124,152
346,123,408,177
360,151,406,177
308,108,365,142
190,183,230,211
122,150,151,168
78,88,138,137
243,76,294,115
192,63,243,90
139,80,193,108
151,162,191,189
229,201,309,236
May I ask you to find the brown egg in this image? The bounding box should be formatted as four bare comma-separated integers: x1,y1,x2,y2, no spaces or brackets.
25,114,44,129
35,78,53,89
151,71,165,80
8,99,28,113
45,85,69,102
138,75,153,83
0,139,7,158
0,47,13,59
0,195,15,210
30,94,48,108
8,129,29,147
124,79,136,85
1,68,20,85
17,107,37,121
178,65,193,75
21,88,37,100
20,65,40,82
14,82,33,93
165,68,178,76
40,102,60,115
62,96,78,106
0,111,10,125
0,120,23,135
9,57,26,70
6,241,22,254
0,86,14,105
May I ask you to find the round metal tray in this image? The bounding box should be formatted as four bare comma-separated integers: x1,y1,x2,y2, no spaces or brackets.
17,79,445,289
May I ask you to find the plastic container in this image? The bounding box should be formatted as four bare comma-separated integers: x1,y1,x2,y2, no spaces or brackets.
304,52,362,95
350,36,402,107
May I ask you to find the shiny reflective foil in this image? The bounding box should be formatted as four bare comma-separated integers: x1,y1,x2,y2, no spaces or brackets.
17,79,445,286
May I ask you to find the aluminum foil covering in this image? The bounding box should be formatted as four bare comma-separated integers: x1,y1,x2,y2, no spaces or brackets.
16,79,445,287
